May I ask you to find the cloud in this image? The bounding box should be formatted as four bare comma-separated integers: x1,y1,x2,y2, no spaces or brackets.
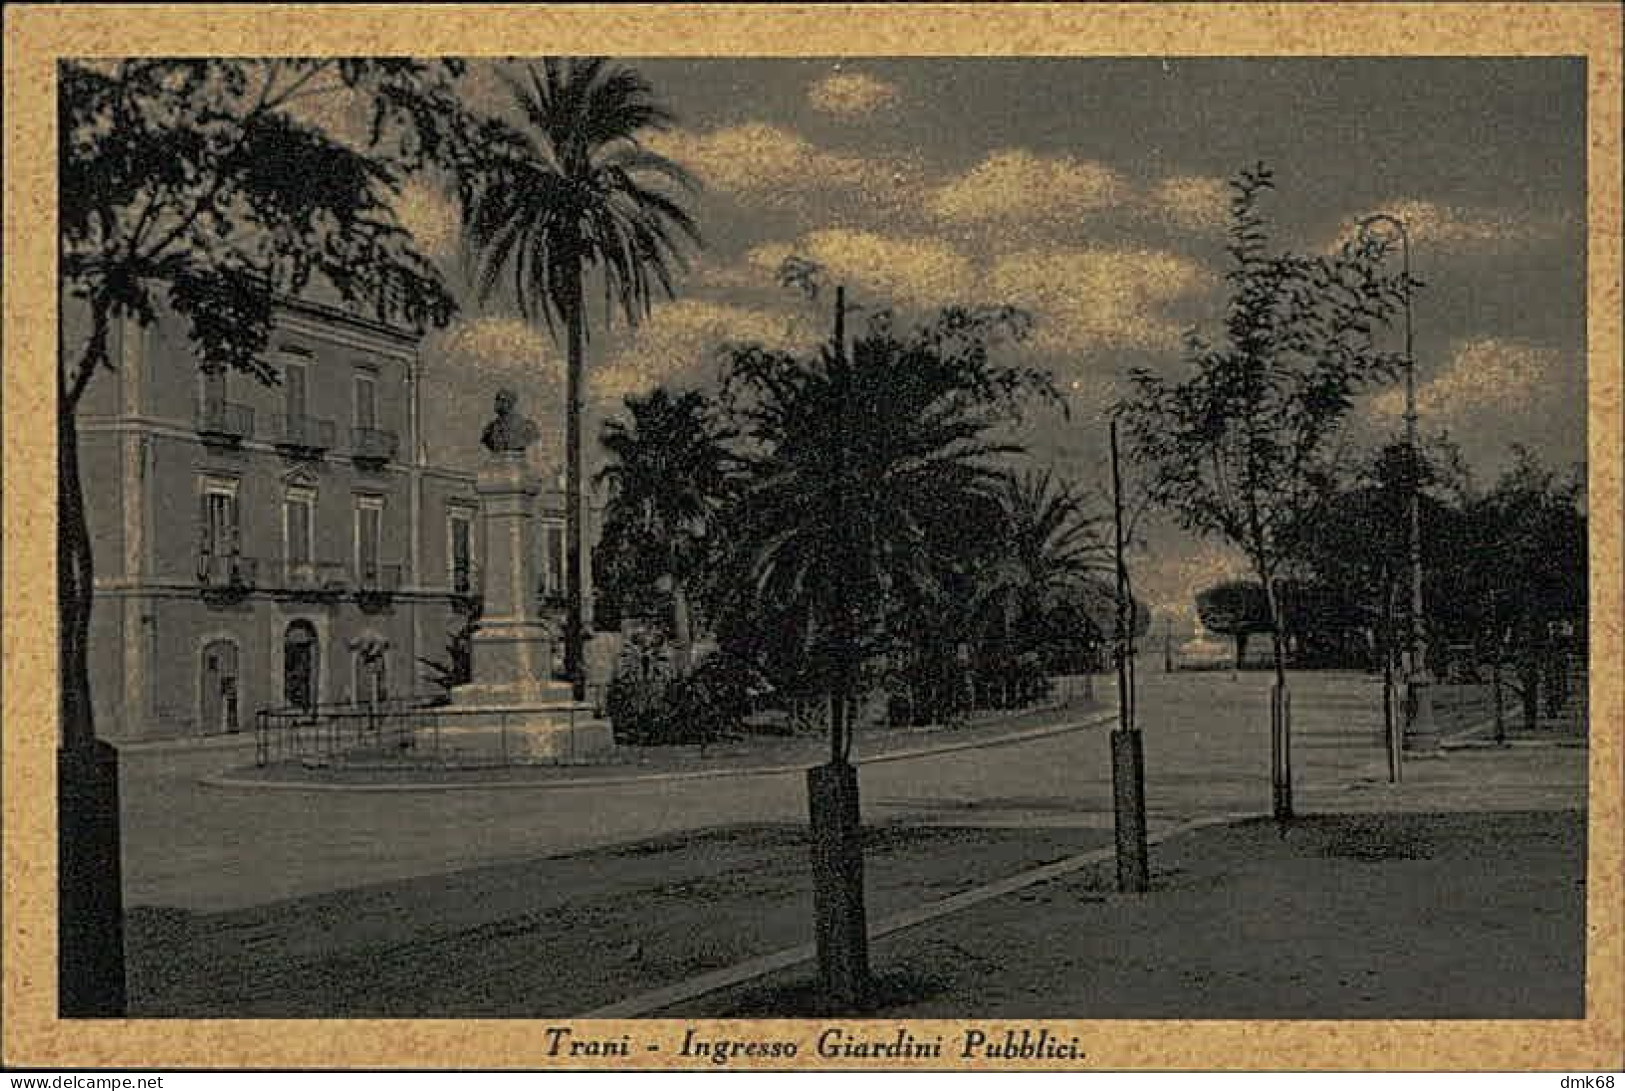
745,229,979,309
593,299,812,403
986,246,1211,354
645,123,894,203
808,71,901,117
1145,174,1231,232
930,150,1127,227
1331,199,1573,253
392,179,460,260
1370,336,1561,421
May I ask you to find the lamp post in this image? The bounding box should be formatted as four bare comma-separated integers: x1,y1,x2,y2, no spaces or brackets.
1359,212,1435,754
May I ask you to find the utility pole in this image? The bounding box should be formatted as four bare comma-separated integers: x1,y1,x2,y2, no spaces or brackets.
1109,419,1149,893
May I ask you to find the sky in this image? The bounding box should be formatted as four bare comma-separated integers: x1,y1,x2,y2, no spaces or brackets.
394,57,1588,624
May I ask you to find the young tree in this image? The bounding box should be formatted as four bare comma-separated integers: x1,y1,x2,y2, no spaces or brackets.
457,58,702,701
1119,163,1411,821
59,56,473,1015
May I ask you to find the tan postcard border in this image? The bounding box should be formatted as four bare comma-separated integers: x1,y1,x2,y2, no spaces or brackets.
4,2,1620,1071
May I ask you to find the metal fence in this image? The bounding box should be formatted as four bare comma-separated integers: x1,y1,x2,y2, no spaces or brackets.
255,686,610,769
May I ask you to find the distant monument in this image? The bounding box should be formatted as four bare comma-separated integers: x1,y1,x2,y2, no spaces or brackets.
479,388,540,453
426,391,613,762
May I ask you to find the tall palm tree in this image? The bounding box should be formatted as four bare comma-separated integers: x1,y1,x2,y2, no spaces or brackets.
596,388,736,671
460,58,701,699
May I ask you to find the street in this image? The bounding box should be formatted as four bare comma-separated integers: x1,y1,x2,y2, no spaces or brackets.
119,666,1449,913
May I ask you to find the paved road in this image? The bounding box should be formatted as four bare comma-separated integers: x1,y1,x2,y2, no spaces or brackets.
116,667,1422,912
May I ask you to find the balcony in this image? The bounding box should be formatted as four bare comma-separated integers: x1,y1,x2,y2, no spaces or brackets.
197,552,257,605
355,562,403,611
351,426,400,470
276,560,348,602
272,413,336,458
195,400,254,446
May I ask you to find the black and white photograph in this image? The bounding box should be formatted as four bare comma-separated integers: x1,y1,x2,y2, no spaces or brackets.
7,4,1620,1075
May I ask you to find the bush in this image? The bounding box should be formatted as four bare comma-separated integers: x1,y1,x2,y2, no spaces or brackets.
606,653,758,746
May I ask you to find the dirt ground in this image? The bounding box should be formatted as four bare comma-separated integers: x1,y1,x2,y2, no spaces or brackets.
682,809,1588,1020
123,822,1114,1017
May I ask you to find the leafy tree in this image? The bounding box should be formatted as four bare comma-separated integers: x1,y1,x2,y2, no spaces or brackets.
1466,448,1587,728
457,58,702,700
714,303,1054,755
1194,579,1271,667
58,55,476,1017
594,388,737,670
1119,163,1411,820
712,292,1054,1004
971,470,1114,704
60,58,472,743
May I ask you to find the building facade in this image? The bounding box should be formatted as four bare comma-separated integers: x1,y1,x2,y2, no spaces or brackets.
74,296,564,742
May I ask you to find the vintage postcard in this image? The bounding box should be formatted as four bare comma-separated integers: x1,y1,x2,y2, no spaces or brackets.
3,2,1620,1073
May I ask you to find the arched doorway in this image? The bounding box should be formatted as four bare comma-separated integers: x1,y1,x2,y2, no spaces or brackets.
283,620,319,712
200,638,240,734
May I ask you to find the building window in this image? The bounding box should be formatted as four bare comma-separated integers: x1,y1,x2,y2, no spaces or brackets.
354,371,377,430
448,509,473,593
355,495,384,581
284,360,309,421
198,477,240,560
284,485,316,572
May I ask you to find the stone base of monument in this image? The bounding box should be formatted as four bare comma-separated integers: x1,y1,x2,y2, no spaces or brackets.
415,679,615,764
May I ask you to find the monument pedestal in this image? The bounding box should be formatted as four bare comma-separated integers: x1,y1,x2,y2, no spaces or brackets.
426,449,613,763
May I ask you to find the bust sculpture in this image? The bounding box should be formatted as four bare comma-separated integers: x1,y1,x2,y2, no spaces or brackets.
480,388,540,453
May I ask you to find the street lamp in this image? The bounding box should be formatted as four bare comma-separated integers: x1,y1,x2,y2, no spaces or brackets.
1359,212,1434,760
1358,214,1426,680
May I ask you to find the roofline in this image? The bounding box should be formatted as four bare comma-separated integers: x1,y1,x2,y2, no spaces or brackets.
274,294,426,348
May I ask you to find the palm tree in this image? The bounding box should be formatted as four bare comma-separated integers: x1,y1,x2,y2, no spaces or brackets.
596,388,736,671
971,470,1114,704
714,295,1054,1006
459,58,701,699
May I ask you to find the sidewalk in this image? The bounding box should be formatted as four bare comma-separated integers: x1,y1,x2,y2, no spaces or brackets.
656,739,1591,1019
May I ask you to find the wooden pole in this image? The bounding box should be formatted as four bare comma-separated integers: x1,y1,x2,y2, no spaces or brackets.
1109,419,1149,893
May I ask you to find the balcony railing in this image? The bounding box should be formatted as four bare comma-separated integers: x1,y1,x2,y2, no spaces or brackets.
356,562,403,608
195,400,254,443
272,413,336,456
197,552,257,602
277,560,348,599
351,426,400,467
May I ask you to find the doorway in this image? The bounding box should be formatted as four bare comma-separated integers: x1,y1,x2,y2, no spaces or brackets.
283,620,319,712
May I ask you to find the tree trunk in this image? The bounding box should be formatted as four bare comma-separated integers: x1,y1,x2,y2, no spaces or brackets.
60,403,97,748
670,577,692,675
563,270,587,703
1259,571,1292,822
59,354,127,1015
808,691,870,1010
1520,651,1540,732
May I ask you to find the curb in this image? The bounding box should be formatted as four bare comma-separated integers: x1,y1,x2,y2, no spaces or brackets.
580,810,1256,1018
200,708,1118,794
